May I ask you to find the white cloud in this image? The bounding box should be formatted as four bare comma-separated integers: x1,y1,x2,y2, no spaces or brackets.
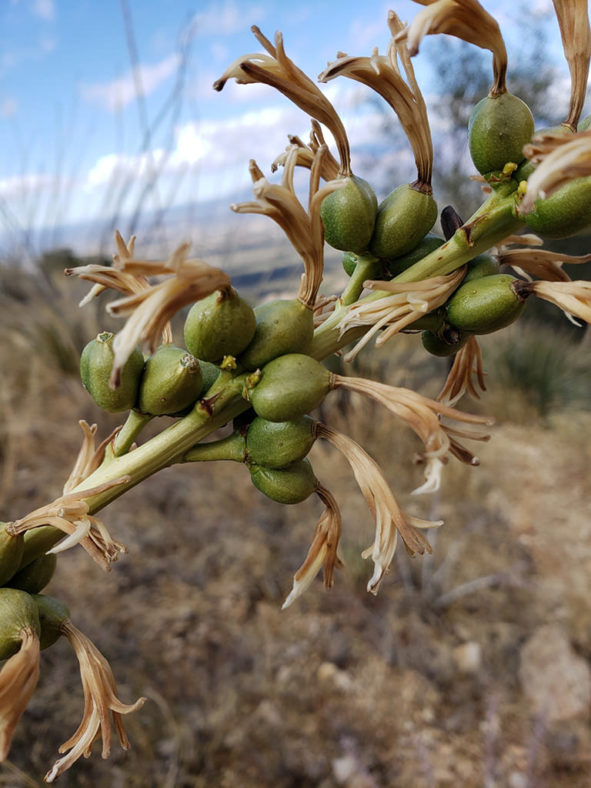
80,54,181,112
32,0,54,21
190,1,267,37
0,172,61,198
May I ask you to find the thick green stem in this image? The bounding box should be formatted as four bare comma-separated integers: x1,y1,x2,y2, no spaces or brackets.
111,410,154,457
75,371,250,514
183,432,246,463
340,254,381,306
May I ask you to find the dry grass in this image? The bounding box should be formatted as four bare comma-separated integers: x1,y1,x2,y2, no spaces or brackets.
1,268,591,786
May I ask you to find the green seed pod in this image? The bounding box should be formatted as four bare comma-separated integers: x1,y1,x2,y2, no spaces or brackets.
321,175,378,253
369,184,438,260
239,300,314,371
249,354,332,422
463,253,500,283
246,416,316,469
0,588,40,660
250,459,318,505
138,345,203,416
19,527,63,569
80,332,144,413
385,232,444,277
10,554,57,595
421,327,471,357
198,361,220,396
33,594,70,651
522,177,591,238
0,524,24,586
579,115,591,131
407,307,445,333
446,274,527,334
184,288,256,363
468,92,534,175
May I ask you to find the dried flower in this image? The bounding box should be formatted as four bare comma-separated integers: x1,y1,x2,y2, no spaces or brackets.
63,421,120,494
231,149,344,306
319,11,434,189
437,335,486,405
515,279,591,324
271,121,341,182
338,269,465,361
0,627,40,761
519,131,591,214
214,26,352,176
315,424,440,594
331,375,493,490
45,620,145,783
282,484,342,609
552,0,591,130
498,247,591,283
106,242,230,386
396,0,508,95
6,478,129,571
65,232,149,306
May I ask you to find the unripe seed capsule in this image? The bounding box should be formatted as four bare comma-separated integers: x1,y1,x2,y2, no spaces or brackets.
9,554,57,595
138,345,203,416
80,332,144,413
385,232,444,277
19,527,63,569
184,287,256,362
421,327,471,357
523,177,591,238
239,299,314,371
198,361,221,397
321,175,378,253
0,524,24,586
246,416,316,469
250,459,318,504
468,92,534,175
249,354,332,422
462,254,500,283
446,274,527,334
33,594,70,651
369,184,438,260
0,588,40,660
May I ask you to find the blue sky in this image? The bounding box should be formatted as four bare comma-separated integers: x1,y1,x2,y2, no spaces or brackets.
0,0,581,256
